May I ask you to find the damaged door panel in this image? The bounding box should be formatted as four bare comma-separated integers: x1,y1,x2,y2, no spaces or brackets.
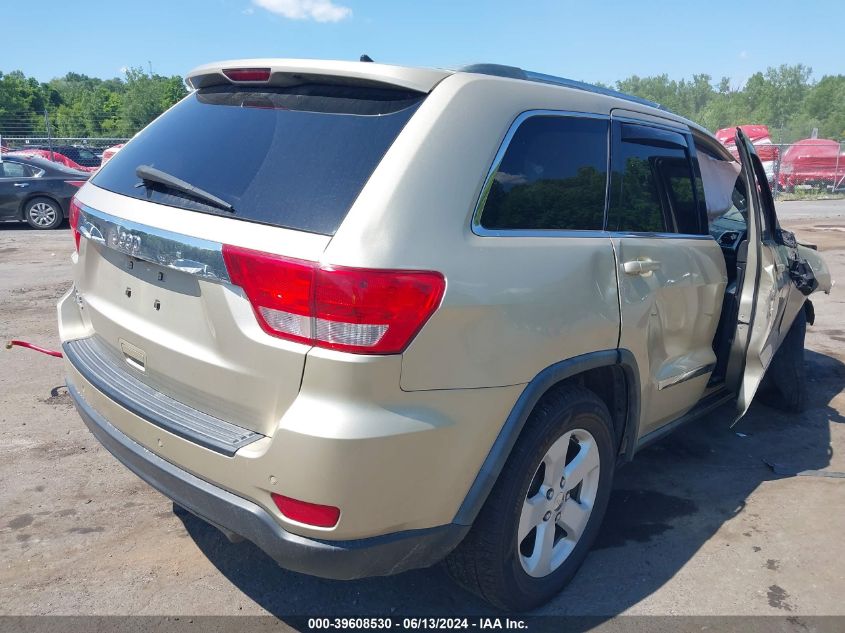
609,114,726,436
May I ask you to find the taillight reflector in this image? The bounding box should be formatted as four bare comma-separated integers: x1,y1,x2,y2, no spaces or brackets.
222,244,445,354
271,493,340,528
222,68,271,82
69,197,81,251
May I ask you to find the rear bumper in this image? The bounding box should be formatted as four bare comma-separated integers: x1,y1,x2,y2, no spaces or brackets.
68,382,468,579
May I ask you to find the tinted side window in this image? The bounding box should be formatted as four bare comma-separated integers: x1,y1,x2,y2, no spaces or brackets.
478,115,608,231
0,162,31,178
607,123,700,234
75,148,97,161
666,168,700,233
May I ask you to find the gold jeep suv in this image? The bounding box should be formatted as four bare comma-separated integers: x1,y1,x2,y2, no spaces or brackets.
58,59,832,610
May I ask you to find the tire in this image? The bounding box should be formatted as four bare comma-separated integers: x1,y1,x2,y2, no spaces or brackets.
24,197,63,230
444,385,615,611
760,307,807,413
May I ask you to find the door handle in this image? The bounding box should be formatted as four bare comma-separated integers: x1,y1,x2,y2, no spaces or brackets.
623,258,661,275
14,183,29,188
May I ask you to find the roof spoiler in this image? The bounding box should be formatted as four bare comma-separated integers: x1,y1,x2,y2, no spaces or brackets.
185,59,451,94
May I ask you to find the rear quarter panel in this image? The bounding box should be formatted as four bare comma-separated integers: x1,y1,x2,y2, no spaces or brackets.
20,179,76,218
325,74,627,389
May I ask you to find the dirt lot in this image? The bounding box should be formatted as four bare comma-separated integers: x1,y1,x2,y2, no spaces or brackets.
1,200,844,623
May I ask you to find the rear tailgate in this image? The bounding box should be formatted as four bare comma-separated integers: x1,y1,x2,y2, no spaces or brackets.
70,186,330,437
65,71,428,439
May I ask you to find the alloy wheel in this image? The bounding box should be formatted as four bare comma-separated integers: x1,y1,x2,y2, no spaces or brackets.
517,428,601,578
28,201,58,227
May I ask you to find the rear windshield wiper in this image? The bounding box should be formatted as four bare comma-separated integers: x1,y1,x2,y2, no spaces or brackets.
135,165,235,213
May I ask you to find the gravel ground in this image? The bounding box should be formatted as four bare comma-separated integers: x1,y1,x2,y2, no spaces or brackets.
1,199,844,625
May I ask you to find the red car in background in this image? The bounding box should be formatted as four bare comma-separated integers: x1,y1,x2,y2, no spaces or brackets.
778,138,845,191
4,148,98,173
715,125,780,182
99,143,124,166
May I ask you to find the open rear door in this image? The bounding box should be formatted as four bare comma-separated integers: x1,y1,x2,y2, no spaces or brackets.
727,129,794,421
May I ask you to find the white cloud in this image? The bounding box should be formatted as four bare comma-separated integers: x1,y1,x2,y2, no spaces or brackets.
253,0,351,22
494,172,528,186
739,50,749,60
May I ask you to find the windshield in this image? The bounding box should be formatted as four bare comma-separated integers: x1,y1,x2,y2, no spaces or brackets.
92,84,424,235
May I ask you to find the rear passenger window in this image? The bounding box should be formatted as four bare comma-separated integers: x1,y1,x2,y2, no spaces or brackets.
477,115,608,231
0,162,31,178
607,122,702,234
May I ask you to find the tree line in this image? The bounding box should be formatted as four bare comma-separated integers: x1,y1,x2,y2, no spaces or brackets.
0,67,187,139
608,64,844,143
1,63,843,142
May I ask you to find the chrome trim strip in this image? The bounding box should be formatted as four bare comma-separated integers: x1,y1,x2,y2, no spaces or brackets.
472,228,715,240
656,363,716,391
611,231,714,241
471,110,609,238
473,228,613,238
77,203,231,283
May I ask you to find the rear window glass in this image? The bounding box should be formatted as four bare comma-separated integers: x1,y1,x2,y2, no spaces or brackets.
92,84,424,235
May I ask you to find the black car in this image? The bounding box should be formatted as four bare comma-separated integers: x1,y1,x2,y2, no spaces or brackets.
0,155,89,229
21,144,103,168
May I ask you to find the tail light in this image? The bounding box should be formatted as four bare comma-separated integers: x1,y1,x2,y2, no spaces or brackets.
271,493,340,528
222,245,445,354
69,197,81,251
64,180,86,188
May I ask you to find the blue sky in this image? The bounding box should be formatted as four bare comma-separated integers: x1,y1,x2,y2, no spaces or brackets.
4,0,843,86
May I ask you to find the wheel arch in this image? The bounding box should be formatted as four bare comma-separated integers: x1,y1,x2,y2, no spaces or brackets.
452,349,640,526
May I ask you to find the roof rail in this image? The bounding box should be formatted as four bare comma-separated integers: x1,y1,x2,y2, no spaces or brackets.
458,63,665,111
